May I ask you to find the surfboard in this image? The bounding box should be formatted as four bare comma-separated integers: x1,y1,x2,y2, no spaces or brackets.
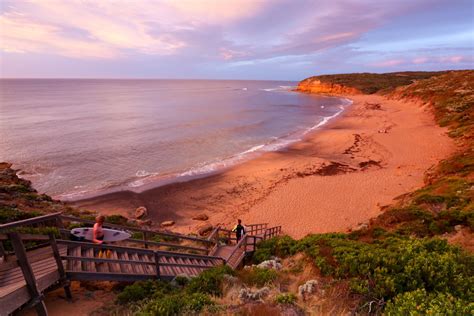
70,227,131,242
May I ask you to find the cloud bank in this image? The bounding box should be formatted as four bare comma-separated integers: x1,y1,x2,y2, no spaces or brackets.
1,0,472,79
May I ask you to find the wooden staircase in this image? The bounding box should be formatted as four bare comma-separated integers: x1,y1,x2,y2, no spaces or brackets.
59,240,225,281
0,213,282,315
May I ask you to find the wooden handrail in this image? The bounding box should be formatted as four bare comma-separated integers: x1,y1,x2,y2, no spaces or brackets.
158,263,216,269
57,239,155,255
207,227,219,241
8,232,49,315
155,250,225,262
127,239,208,253
263,226,281,239
226,234,247,261
59,215,214,245
0,233,50,241
61,255,156,265
0,212,62,231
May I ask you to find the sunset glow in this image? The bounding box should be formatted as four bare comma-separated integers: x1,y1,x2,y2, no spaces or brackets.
1,0,473,79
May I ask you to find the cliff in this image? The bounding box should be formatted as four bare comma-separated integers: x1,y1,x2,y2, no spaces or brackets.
297,78,361,95
2,70,473,315
296,71,445,94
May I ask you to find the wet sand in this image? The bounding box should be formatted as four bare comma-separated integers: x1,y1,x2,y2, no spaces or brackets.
72,94,455,238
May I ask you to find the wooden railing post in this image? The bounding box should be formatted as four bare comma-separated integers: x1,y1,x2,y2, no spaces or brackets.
0,241,6,262
154,252,161,279
49,233,72,300
8,232,49,316
144,232,149,249
55,215,67,239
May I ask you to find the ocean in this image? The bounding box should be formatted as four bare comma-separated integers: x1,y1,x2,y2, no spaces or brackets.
0,79,349,200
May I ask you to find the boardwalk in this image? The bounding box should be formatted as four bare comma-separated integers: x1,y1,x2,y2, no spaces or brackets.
0,213,281,315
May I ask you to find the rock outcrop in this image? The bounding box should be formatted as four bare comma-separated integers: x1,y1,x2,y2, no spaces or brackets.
192,213,209,221
298,280,319,300
161,220,175,227
297,78,361,95
238,287,270,302
198,224,213,236
135,206,148,219
256,258,282,270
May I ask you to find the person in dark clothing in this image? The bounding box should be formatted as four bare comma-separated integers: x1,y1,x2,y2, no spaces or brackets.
232,219,246,242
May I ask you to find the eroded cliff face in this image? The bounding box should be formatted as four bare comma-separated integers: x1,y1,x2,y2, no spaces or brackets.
296,78,361,95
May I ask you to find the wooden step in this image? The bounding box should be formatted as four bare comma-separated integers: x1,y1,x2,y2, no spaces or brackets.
83,247,95,272
108,250,121,273
166,256,179,276
96,248,109,273
158,255,172,276
182,257,195,276
138,253,154,275
119,252,133,274
130,253,145,274
69,246,82,272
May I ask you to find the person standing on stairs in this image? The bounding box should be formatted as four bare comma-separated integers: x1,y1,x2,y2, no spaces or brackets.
93,215,111,258
232,219,246,243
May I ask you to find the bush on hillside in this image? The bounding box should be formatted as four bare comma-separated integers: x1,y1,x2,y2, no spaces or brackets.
186,265,234,296
384,288,474,315
238,267,278,287
253,235,473,305
275,293,297,305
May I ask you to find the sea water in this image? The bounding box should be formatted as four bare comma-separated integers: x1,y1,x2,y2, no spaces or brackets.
0,79,349,199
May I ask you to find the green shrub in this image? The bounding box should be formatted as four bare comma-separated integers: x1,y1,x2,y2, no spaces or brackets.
0,184,34,194
140,294,182,316
253,236,298,263
372,227,387,238
185,293,215,312
275,293,297,305
384,289,474,315
328,237,473,301
173,276,190,287
131,232,144,239
0,207,40,224
239,267,278,287
117,281,171,304
186,265,234,296
152,234,180,243
139,293,214,315
105,214,129,226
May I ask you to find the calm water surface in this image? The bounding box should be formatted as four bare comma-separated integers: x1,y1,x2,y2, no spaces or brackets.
0,79,348,199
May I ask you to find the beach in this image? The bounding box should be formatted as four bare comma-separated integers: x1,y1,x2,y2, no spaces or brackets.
72,93,455,238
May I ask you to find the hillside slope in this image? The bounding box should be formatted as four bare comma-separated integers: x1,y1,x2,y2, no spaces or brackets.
297,71,446,94
1,70,473,315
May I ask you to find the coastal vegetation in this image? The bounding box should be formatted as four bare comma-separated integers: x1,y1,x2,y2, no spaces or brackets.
298,71,446,94
92,70,474,314
1,70,472,314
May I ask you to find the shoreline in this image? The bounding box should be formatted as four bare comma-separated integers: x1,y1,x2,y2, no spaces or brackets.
70,93,455,238
58,94,351,202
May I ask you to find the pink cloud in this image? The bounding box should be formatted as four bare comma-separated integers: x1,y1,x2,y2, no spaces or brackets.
440,55,464,63
0,0,434,62
371,59,406,67
413,57,429,64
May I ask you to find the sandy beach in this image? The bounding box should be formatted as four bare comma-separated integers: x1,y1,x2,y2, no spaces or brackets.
72,93,455,238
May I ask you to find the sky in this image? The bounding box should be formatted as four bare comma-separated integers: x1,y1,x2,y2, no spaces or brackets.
0,0,473,80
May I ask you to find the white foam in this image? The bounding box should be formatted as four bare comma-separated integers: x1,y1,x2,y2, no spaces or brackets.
136,170,158,177
60,97,353,199
303,103,348,135
261,85,296,92
168,98,351,181
242,144,265,154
